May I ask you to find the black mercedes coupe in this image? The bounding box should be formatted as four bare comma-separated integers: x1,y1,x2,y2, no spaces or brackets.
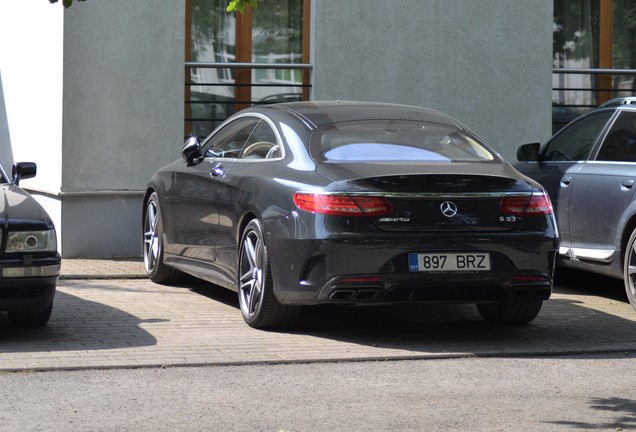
144,101,558,329
0,162,60,327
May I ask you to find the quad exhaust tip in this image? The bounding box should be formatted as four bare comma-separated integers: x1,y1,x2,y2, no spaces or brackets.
329,288,379,301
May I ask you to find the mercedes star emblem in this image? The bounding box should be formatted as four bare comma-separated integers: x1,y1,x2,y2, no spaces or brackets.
440,201,458,218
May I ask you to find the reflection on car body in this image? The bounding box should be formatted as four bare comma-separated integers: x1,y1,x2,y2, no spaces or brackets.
144,101,558,329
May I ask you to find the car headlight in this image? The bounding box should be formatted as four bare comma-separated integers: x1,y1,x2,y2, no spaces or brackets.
5,230,57,253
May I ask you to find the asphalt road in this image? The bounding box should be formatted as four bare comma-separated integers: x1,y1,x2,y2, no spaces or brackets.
1,353,635,431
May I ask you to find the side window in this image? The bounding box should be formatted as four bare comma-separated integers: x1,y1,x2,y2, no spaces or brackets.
541,111,614,161
239,121,281,160
595,111,636,162
201,117,259,159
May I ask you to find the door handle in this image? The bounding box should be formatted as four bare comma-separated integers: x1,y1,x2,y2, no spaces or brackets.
210,166,224,177
622,179,634,190
560,176,572,187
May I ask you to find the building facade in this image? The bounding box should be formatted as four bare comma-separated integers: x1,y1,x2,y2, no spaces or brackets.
0,0,553,258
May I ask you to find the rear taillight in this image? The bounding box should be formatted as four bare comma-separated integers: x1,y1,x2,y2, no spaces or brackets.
501,193,553,216
293,192,393,216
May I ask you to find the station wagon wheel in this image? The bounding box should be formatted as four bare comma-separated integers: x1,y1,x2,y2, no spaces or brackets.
623,228,636,311
238,219,300,329
143,192,182,284
476,299,543,324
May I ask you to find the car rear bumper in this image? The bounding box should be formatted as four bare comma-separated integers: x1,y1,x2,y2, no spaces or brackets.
269,232,558,305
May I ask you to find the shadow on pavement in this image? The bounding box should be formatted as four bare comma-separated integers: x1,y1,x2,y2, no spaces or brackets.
0,290,158,351
285,296,636,356
554,267,628,302
3,270,636,366
547,396,636,430
183,272,636,357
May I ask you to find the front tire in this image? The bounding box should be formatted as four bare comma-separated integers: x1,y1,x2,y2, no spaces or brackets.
623,228,636,311
143,192,182,284
476,299,543,324
238,219,300,329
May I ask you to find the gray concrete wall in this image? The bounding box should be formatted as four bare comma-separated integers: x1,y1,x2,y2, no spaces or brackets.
61,1,184,257
62,0,185,192
311,0,554,160
62,194,142,258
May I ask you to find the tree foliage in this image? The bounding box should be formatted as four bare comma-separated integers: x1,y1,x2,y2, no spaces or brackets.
48,0,85,7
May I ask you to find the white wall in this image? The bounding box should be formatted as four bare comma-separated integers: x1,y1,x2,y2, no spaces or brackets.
311,0,554,160
0,1,64,188
0,1,65,250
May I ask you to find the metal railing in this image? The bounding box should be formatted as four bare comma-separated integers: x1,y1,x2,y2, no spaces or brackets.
185,61,313,138
552,68,636,133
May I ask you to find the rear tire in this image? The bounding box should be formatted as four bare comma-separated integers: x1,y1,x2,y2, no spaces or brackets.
476,299,543,324
623,228,636,311
238,219,300,329
9,301,53,328
143,192,183,284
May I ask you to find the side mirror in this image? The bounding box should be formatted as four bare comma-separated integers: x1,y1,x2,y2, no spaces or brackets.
12,162,37,185
517,143,540,162
182,136,202,166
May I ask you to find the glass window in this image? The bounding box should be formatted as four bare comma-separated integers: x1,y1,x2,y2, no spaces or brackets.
542,111,614,161
187,0,238,138
251,1,305,103
596,111,636,162
239,121,282,159
186,0,309,139
310,121,496,163
553,0,600,108
202,117,259,159
612,0,636,95
553,0,636,113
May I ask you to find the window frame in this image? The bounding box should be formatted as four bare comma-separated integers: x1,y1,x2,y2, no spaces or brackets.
185,1,312,136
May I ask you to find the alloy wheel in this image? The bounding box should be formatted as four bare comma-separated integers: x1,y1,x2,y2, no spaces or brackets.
143,199,160,274
239,227,264,319
624,229,636,310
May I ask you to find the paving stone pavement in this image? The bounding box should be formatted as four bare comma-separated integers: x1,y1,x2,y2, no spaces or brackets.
60,259,147,279
0,260,635,371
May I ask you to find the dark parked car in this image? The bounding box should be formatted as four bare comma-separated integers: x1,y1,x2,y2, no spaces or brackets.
0,162,60,327
517,97,636,312
144,101,558,329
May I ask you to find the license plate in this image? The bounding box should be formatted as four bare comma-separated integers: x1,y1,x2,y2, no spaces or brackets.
408,253,491,272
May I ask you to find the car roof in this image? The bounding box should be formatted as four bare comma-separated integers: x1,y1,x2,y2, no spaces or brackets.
248,101,463,130
598,97,636,108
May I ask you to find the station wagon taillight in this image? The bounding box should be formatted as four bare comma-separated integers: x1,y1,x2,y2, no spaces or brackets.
501,193,553,216
293,192,393,216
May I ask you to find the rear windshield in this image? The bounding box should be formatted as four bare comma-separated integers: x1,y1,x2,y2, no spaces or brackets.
309,120,496,163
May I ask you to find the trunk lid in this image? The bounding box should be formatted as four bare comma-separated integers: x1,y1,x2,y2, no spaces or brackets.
316,162,537,232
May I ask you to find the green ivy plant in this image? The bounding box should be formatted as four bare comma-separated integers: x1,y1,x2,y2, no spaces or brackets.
227,0,261,13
